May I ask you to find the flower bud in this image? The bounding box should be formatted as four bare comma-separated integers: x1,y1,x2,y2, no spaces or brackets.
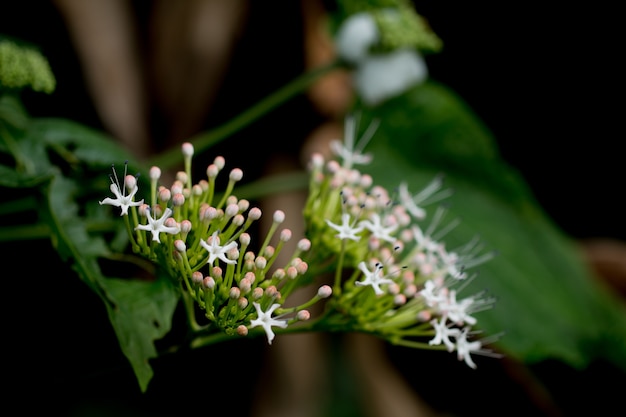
182,142,194,158
297,310,311,321
317,285,332,298
191,271,203,285
229,168,243,182
273,210,285,224
174,240,186,253
150,166,161,181
203,276,215,289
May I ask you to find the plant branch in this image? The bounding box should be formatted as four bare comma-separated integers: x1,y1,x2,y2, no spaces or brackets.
148,60,343,170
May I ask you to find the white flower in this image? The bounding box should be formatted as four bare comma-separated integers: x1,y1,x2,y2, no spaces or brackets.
355,261,394,295
335,12,379,64
359,213,398,243
329,115,375,169
200,231,238,265
419,279,447,307
439,290,478,326
99,173,143,216
398,176,448,220
429,317,460,351
249,302,288,345
454,327,484,369
134,207,180,243
354,48,428,106
326,213,364,241
412,225,440,254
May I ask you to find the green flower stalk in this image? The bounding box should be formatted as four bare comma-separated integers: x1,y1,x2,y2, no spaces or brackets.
101,116,503,368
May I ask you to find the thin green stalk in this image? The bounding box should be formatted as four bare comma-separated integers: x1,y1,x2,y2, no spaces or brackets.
148,60,343,170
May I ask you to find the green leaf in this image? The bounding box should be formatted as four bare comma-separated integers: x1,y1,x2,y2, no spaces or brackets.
28,117,138,168
99,272,180,393
43,173,179,392
355,81,626,370
0,163,53,187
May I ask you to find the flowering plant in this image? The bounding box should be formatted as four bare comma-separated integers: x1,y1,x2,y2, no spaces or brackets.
99,115,502,371
1,1,625,413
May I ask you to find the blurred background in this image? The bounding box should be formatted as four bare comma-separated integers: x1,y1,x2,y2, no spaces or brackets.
2,1,624,416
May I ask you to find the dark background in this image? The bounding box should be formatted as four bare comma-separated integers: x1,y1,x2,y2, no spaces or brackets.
2,1,624,416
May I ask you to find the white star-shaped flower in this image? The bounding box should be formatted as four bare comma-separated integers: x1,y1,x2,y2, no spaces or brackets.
200,231,238,265
419,279,447,307
355,261,394,295
428,317,460,351
440,290,477,326
359,213,398,243
326,213,364,241
99,174,143,216
135,207,180,243
249,302,288,345
454,327,484,369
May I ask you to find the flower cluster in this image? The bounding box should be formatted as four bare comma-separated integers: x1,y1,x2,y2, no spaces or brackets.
99,144,331,344
302,114,502,368
100,114,502,368
334,1,442,105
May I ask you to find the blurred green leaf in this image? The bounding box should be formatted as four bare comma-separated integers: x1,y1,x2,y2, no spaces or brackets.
28,117,136,167
356,80,626,370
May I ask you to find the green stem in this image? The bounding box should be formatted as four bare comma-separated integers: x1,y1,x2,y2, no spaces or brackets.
148,60,343,170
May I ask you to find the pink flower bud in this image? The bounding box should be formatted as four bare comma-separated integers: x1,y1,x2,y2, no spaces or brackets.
206,164,219,179
203,276,215,289
317,285,332,298
297,239,311,251
124,175,137,191
175,171,187,184
297,310,311,321
229,287,241,299
239,233,251,246
191,271,203,285
280,229,292,242
174,240,186,252
172,192,185,206
273,210,285,224
213,156,225,170
229,168,243,182
182,142,194,157
150,166,161,181
225,203,239,218
180,220,192,234
255,256,267,270
238,199,250,212
248,207,262,221
158,188,171,202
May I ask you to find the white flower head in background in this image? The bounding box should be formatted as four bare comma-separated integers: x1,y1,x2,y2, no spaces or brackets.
354,47,428,106
333,3,441,106
335,12,380,64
